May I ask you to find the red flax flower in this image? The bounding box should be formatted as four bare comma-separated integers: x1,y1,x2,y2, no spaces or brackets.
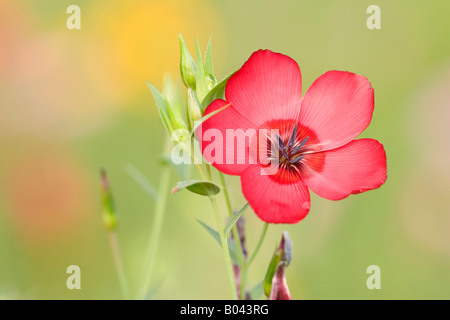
199,50,387,224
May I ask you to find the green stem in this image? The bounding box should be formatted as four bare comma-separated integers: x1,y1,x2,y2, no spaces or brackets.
204,165,238,299
219,172,246,299
108,231,130,299
219,173,244,261
240,222,269,300
138,154,171,299
209,196,238,300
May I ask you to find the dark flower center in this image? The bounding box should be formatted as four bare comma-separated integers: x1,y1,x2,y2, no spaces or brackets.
258,120,322,184
268,123,309,172
275,124,309,166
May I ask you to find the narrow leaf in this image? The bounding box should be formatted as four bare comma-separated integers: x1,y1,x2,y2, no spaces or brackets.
224,202,249,236
172,180,220,197
146,81,173,135
249,282,264,300
263,231,293,297
197,220,242,266
263,246,283,297
204,39,213,75
195,39,209,103
125,164,158,201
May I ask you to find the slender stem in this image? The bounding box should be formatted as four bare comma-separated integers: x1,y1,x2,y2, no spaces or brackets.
138,154,171,299
219,172,233,214
247,223,269,267
240,222,269,300
203,165,238,299
209,196,238,300
108,231,130,299
206,164,213,180
196,163,207,180
219,172,245,265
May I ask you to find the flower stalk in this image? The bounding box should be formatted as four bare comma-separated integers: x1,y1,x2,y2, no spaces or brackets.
240,222,269,300
138,141,172,299
100,169,130,299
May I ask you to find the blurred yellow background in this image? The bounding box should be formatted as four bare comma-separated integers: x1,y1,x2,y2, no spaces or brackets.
1,0,449,299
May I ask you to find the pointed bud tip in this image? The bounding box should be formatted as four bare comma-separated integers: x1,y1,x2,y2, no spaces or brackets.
100,168,109,189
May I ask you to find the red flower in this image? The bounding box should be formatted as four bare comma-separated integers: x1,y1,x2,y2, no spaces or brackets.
198,50,387,224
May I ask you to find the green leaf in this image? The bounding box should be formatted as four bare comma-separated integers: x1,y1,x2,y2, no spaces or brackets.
195,38,209,103
125,164,158,201
172,180,220,197
147,81,173,135
249,282,264,300
197,220,242,266
263,246,283,297
224,202,249,236
204,39,213,75
262,231,293,297
201,72,236,112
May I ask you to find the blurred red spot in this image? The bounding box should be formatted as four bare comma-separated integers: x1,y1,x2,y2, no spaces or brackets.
5,152,89,245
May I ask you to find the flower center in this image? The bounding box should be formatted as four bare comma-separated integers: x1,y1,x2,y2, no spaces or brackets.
259,120,319,184
276,126,309,166
269,123,309,170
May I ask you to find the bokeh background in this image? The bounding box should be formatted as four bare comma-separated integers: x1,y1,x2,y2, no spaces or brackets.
1,0,449,299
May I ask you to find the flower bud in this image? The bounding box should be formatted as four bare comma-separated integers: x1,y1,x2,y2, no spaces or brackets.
147,81,187,136
179,34,196,89
269,263,291,300
163,74,183,116
100,169,117,231
206,73,217,90
187,88,202,130
263,231,293,299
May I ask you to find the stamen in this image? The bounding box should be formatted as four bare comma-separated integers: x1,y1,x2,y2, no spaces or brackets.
287,124,298,149
276,133,289,159
276,133,285,150
289,155,304,164
291,136,310,154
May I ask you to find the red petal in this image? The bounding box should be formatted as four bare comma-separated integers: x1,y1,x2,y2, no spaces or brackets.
198,99,257,175
302,139,387,200
226,50,302,127
299,71,374,151
241,165,310,224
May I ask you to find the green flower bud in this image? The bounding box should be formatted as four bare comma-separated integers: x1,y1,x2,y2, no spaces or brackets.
100,169,117,231
179,34,196,89
147,81,187,136
187,88,202,130
206,73,217,91
163,74,183,116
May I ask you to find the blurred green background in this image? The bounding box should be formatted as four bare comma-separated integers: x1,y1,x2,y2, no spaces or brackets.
1,0,449,299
